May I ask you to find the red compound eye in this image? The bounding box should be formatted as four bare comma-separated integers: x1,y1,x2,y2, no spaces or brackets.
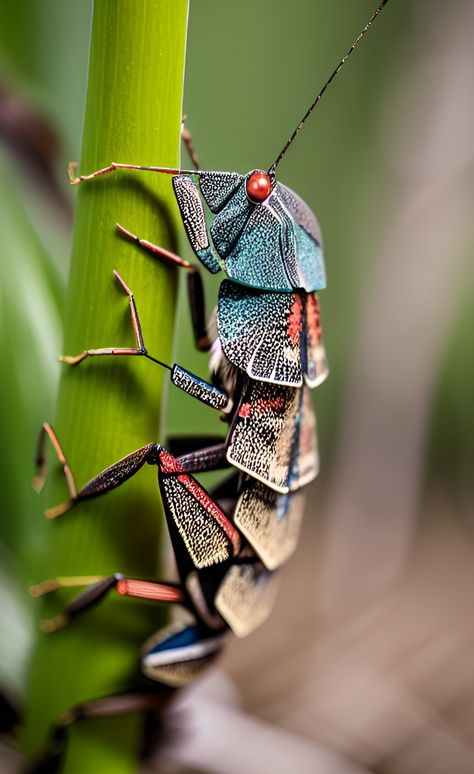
246,170,272,203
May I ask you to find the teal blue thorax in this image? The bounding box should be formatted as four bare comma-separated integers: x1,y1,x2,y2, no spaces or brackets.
190,170,326,293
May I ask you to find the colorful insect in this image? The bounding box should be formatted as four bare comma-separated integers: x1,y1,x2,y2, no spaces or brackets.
32,0,391,764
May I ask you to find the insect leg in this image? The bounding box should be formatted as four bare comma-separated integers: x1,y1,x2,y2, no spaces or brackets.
60,271,161,366
26,690,173,774
116,224,211,351
60,273,229,410
42,441,159,519
32,423,78,501
187,269,212,351
175,443,229,475
115,223,193,269
67,161,183,185
181,118,200,170
31,574,183,632
167,434,226,456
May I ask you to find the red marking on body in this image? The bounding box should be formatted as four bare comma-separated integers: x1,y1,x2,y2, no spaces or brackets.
116,578,183,603
177,474,241,555
238,403,252,419
239,396,285,419
306,294,322,346
257,397,285,412
158,450,184,474
239,396,286,418
246,170,272,203
287,293,303,345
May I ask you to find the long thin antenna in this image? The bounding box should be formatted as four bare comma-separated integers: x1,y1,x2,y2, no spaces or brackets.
269,0,391,175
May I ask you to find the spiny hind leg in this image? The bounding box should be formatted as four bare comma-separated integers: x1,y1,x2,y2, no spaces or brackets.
36,427,231,524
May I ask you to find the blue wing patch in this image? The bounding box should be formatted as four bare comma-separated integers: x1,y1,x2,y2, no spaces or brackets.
217,282,328,388
223,204,292,290
175,169,326,292
142,622,226,687
217,281,303,386
210,184,253,257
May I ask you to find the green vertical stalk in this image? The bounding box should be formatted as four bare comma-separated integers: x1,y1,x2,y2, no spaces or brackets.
24,1,189,771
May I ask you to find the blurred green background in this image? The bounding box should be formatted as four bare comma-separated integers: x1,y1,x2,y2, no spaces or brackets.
0,0,472,770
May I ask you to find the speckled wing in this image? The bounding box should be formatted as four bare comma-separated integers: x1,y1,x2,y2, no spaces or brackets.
233,480,306,570
227,381,299,492
172,176,222,273
215,561,279,638
199,171,243,213
218,281,328,389
221,203,293,290
158,450,241,573
210,184,254,257
305,293,329,388
180,170,326,293
142,622,227,687
274,183,326,293
277,183,323,246
226,381,318,493
217,281,304,387
293,385,320,489
206,178,326,292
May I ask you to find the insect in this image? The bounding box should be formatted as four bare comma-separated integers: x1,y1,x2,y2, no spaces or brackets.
32,0,391,764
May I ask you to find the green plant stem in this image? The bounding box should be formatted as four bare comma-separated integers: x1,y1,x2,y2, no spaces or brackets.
24,1,189,770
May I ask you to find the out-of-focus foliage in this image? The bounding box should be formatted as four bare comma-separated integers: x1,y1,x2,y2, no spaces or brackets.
0,3,92,708
0,0,92,565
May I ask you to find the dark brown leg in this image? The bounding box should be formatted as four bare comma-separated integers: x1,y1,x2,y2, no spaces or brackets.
116,224,211,352
31,573,183,632
25,690,173,774
176,443,229,475
115,223,193,269
187,269,212,351
40,441,158,520
181,119,200,170
32,423,78,506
